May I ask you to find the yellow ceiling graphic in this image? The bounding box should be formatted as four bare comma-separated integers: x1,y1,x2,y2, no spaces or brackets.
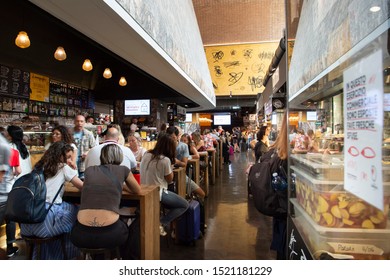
205,42,279,96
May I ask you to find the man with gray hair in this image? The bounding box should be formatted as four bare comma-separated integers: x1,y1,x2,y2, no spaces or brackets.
84,126,137,170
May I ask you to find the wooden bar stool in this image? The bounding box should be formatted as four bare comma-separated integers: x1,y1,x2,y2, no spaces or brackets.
79,247,121,260
23,234,67,260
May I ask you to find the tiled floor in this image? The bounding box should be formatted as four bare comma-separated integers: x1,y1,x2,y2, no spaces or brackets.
160,150,276,260
1,149,276,260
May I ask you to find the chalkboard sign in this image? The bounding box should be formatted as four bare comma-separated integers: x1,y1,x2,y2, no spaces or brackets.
0,64,30,97
287,216,312,260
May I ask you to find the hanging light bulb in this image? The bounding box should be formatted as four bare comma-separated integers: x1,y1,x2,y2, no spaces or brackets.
54,46,67,61
15,31,30,48
103,68,112,79
82,59,93,71
119,76,127,86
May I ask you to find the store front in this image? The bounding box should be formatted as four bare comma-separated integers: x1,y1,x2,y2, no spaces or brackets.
286,0,390,260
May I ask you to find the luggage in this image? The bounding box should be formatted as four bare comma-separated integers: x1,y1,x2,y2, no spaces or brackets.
187,163,205,234
176,163,201,244
176,199,201,245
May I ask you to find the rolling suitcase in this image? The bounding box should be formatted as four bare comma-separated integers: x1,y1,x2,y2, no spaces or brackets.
176,163,201,245
176,199,201,245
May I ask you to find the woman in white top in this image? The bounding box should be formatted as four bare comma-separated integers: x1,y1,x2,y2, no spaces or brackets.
20,142,83,259
127,132,147,169
140,134,188,236
45,125,78,170
7,125,32,178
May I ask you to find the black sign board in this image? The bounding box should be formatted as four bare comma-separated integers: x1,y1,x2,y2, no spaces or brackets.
0,64,30,97
272,97,285,111
287,216,313,260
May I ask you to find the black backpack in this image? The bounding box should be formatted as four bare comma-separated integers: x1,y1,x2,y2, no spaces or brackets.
5,168,62,224
248,148,288,218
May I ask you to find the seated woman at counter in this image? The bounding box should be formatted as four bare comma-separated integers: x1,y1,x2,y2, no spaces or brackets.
140,134,188,237
191,131,206,152
181,133,199,160
127,132,147,169
45,125,78,169
20,142,83,260
70,144,141,258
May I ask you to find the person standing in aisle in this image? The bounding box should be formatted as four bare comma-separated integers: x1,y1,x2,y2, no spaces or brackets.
7,125,32,178
268,112,288,260
0,132,20,258
71,115,96,180
254,125,270,163
130,117,139,133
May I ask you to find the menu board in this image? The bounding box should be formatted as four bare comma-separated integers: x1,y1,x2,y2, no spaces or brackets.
0,64,30,97
343,50,384,210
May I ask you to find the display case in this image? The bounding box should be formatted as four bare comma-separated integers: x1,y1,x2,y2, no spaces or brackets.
286,1,390,260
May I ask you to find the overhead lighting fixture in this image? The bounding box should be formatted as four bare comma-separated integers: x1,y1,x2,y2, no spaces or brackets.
82,59,93,71
370,6,381,12
119,76,127,86
15,31,30,48
54,46,66,61
103,68,112,79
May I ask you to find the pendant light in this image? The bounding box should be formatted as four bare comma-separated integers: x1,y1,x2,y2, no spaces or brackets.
103,68,112,79
82,59,93,71
54,46,67,61
119,76,127,86
15,31,30,48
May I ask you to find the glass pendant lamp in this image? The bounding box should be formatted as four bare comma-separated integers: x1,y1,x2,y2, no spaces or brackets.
15,31,30,48
119,77,127,86
54,46,67,61
82,59,93,71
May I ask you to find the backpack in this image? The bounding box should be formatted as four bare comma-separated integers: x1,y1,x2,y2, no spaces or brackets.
248,148,288,218
5,168,62,224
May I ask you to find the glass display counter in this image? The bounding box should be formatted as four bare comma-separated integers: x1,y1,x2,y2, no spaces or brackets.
286,1,390,260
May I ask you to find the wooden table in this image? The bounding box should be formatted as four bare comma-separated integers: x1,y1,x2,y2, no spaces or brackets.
188,158,200,185
173,167,186,198
207,148,216,185
219,139,224,171
198,151,209,196
63,184,160,260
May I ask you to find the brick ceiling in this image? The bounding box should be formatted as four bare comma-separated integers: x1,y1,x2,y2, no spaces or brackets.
192,0,286,46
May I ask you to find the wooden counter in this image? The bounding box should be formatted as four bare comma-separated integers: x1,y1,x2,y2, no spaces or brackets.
207,148,216,185
219,139,223,171
63,183,160,260
188,158,200,186
173,167,186,198
198,151,209,196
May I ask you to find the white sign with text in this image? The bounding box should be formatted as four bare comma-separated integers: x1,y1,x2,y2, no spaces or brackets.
343,50,384,210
